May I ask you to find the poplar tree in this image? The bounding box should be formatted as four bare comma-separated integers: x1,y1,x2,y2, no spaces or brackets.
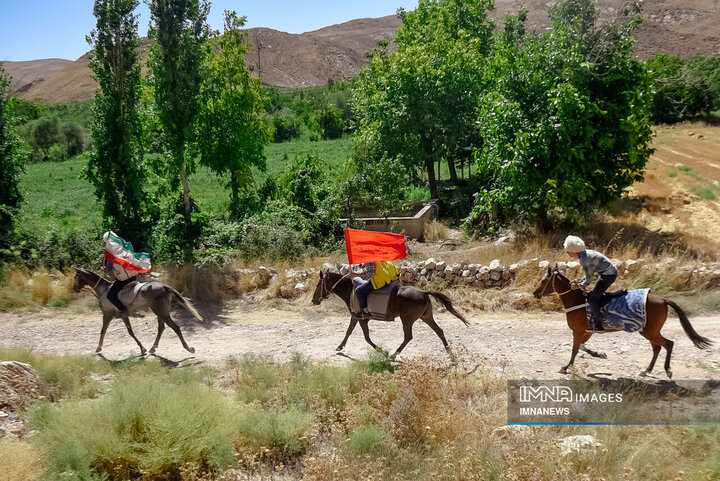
86,0,148,242
0,63,26,253
148,0,210,214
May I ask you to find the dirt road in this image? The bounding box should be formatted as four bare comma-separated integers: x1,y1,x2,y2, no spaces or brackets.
2,295,719,380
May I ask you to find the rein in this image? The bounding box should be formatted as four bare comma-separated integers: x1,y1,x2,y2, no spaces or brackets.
319,273,349,301
540,271,587,313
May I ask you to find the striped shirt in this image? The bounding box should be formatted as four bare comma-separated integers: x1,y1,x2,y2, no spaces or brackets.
578,249,617,288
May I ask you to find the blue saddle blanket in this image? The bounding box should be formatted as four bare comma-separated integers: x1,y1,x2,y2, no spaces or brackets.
593,288,650,332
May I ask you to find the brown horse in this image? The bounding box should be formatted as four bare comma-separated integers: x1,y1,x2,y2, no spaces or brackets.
73,268,202,355
312,271,469,359
533,266,712,377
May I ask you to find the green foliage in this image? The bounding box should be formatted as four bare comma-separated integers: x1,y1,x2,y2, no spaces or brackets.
318,105,344,139
352,0,494,198
272,110,302,142
29,114,61,161
29,374,238,480
16,100,91,162
0,63,27,256
646,54,720,123
148,0,210,215
86,0,152,245
236,405,314,455
347,425,391,455
465,0,653,232
195,10,273,218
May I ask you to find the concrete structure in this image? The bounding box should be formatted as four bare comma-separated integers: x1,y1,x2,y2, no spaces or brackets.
346,200,438,240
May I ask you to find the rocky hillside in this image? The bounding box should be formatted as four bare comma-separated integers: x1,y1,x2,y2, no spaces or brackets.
4,0,720,102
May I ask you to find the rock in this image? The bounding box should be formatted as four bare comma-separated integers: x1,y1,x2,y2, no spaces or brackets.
435,261,446,271
539,260,550,269
294,282,305,292
425,258,437,270
558,435,602,456
0,362,45,411
490,271,502,281
489,259,502,271
493,425,531,440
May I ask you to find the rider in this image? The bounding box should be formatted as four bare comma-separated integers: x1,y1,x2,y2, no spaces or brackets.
103,231,151,315
351,260,399,320
564,235,617,333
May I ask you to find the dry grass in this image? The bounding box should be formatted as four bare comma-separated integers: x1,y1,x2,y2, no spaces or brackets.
0,441,44,481
0,268,74,310
423,220,450,241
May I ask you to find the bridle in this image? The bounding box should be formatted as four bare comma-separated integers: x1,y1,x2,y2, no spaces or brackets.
317,273,349,301
538,270,573,298
77,271,103,299
538,270,588,313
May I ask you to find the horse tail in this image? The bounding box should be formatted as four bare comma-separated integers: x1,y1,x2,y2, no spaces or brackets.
169,287,204,321
426,291,470,327
666,299,712,349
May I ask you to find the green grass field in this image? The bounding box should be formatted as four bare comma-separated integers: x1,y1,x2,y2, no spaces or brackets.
18,138,354,235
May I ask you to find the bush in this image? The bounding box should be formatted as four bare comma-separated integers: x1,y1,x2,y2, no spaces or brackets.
29,374,239,480
47,143,67,162
347,424,391,455
272,111,302,143
236,405,314,456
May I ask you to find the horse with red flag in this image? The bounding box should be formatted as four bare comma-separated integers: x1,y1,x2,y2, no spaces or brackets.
344,229,406,320
312,229,469,360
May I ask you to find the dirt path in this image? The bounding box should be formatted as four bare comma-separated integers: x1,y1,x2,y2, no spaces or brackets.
1,297,719,380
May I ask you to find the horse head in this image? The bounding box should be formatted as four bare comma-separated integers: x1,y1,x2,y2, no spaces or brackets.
73,268,100,293
532,265,571,299
311,271,326,305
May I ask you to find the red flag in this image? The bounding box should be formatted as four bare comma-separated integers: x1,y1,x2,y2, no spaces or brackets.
344,229,407,264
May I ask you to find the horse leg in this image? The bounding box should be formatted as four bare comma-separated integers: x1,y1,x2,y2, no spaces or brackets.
96,313,112,353
663,339,674,379
160,315,195,354
579,332,607,359
121,317,146,356
560,330,584,374
640,342,662,377
390,318,415,360
358,319,377,351
422,315,455,363
337,316,359,351
149,317,166,354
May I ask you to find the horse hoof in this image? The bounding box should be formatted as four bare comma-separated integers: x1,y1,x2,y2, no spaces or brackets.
598,353,607,359
336,346,344,352
640,370,648,377
95,347,102,353
140,349,147,356
390,353,398,361
559,367,568,374
187,347,195,354
149,347,157,354
666,370,673,379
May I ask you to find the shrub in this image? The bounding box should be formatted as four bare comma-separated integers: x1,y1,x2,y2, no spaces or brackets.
347,424,391,455
236,405,314,456
29,375,238,480
0,441,44,481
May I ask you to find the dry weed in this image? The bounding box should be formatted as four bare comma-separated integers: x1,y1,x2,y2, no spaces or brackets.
0,441,44,481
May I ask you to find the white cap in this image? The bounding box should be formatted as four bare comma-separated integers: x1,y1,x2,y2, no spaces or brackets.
563,235,586,253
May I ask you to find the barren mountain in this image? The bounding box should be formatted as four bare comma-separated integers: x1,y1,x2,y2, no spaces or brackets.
2,59,73,97
5,0,720,103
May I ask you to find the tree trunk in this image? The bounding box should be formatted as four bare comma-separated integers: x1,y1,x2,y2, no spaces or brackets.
426,157,438,199
447,158,458,182
181,162,191,212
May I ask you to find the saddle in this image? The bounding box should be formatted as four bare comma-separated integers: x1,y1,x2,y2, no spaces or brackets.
598,289,628,308
115,281,147,306
350,279,400,322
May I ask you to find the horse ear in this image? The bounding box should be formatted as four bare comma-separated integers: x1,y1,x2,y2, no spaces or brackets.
547,266,552,275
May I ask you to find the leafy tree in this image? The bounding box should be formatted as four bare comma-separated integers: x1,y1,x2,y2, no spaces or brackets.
86,0,150,243
466,0,653,232
646,54,720,123
318,105,344,140
0,63,27,254
30,115,61,161
61,121,85,157
352,0,494,199
195,10,273,217
148,0,210,214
